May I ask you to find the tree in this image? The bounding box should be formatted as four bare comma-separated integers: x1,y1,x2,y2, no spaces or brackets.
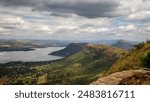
142,52,150,68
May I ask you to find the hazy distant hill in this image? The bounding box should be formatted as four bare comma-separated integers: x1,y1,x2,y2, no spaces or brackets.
49,43,88,57
112,40,135,50
0,39,68,52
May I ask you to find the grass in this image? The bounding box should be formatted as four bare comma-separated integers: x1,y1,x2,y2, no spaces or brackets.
107,41,150,75
38,44,126,84
37,74,47,84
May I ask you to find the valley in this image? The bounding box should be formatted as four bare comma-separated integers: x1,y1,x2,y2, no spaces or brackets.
0,40,149,85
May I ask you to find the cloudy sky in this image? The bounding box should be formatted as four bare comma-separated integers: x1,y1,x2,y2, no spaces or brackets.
0,0,150,41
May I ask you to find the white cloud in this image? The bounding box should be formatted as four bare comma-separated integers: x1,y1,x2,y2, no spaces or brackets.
146,26,150,31
128,11,150,20
119,25,136,31
0,15,24,28
120,0,150,20
0,27,9,32
0,0,149,41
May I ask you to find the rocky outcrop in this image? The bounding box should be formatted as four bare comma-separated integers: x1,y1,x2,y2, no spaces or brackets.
91,70,150,85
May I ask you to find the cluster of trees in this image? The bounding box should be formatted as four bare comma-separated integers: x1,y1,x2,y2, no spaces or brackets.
142,52,150,68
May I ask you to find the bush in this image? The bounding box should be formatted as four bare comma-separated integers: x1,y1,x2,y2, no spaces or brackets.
134,42,144,49
141,52,150,68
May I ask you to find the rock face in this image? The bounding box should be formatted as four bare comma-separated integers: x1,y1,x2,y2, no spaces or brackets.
49,43,88,57
91,70,150,85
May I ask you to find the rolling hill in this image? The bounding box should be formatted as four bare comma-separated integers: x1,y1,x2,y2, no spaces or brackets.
44,44,126,84
112,40,135,50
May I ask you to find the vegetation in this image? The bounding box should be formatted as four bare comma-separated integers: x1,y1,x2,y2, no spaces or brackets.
1,41,150,85
2,44,125,85
141,51,150,68
37,74,48,84
107,41,150,74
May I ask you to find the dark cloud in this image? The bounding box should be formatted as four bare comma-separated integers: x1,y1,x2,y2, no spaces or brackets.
0,0,35,6
50,12,74,18
0,0,121,18
46,1,120,18
1,26,14,29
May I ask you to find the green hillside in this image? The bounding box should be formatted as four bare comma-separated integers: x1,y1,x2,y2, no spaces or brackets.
5,42,150,85
9,44,125,85
107,41,150,75
45,44,126,84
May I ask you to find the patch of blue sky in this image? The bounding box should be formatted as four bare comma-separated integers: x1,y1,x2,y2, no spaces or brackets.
112,17,138,26
22,15,46,21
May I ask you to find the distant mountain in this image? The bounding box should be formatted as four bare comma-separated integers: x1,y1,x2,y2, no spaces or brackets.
0,47,34,52
87,40,117,45
112,40,135,50
49,43,88,57
0,39,69,52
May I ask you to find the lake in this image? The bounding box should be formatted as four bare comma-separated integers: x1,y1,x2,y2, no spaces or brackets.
0,47,65,63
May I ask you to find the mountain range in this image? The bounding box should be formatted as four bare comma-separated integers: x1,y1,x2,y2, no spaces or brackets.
49,39,138,57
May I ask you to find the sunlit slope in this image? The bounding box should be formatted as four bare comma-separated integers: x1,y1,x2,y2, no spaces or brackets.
38,44,126,84
107,41,150,74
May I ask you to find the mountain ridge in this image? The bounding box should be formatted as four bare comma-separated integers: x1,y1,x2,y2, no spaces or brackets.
49,43,88,57
92,41,150,85
112,40,135,50
107,41,150,74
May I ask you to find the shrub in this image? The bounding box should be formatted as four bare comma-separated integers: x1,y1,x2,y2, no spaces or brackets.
134,42,144,49
141,52,150,68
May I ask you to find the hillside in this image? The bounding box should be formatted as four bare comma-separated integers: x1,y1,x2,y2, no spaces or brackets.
107,41,150,75
49,43,88,57
7,44,126,85
112,40,134,50
91,70,150,85
40,44,125,84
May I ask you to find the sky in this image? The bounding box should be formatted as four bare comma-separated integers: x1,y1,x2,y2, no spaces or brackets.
0,0,150,41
